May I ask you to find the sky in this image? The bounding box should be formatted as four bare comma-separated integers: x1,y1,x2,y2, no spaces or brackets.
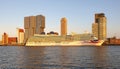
0,0,120,40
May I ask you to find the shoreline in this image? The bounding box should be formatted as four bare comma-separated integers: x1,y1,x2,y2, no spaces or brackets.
103,44,120,46
0,44,120,46
0,44,25,46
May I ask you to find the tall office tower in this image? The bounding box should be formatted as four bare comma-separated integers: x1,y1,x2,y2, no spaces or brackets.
29,16,36,37
92,13,107,40
2,32,8,45
61,17,67,36
36,15,45,34
24,16,30,42
17,28,24,44
24,15,45,42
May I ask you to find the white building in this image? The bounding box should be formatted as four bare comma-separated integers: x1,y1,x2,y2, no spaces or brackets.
17,28,24,44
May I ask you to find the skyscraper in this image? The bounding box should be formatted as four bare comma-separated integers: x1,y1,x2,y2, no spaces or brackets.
61,17,67,36
92,13,107,40
36,15,45,34
24,15,45,42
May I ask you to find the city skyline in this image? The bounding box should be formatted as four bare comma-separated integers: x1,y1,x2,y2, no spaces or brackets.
0,0,120,40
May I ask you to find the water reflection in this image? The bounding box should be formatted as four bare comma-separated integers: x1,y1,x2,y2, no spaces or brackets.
59,47,70,69
23,47,45,69
0,46,120,68
93,47,108,68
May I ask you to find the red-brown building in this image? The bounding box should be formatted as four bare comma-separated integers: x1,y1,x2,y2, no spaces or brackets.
106,37,120,45
8,37,17,44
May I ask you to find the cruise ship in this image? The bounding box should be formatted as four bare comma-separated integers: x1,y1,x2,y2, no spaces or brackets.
25,34,104,46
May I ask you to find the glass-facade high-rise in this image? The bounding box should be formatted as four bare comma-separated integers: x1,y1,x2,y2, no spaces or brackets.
92,13,107,40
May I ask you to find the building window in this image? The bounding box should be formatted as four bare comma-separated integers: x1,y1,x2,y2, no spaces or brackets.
96,18,100,23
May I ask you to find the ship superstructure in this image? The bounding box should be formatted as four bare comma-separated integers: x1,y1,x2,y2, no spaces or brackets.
26,34,104,46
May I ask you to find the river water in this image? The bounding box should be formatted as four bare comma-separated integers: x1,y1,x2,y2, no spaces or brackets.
0,46,120,69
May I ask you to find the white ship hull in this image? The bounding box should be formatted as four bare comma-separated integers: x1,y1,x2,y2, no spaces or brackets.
26,40,104,46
